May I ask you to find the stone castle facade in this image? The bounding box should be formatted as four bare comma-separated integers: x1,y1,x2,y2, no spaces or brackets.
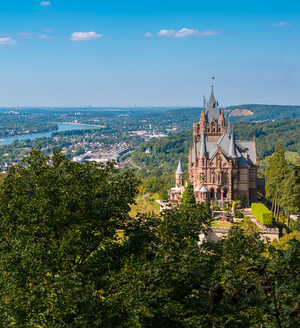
189,85,257,204
170,84,258,205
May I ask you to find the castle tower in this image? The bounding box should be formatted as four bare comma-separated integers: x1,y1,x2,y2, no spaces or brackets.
187,82,258,205
175,159,184,188
195,84,226,142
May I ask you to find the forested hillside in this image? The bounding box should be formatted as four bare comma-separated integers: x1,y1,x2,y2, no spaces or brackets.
131,118,300,176
150,104,300,132
226,104,300,122
131,130,192,178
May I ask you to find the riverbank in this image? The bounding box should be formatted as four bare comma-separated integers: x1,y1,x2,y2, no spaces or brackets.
0,123,103,146
61,122,105,128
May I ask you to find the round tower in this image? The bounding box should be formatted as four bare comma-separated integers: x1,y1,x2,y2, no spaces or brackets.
175,159,184,188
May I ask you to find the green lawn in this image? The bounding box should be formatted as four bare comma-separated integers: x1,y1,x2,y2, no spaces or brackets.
211,221,232,229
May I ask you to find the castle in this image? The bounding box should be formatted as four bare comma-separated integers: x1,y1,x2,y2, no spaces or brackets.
170,84,257,205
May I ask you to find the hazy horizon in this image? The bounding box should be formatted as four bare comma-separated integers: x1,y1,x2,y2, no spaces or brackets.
0,0,299,107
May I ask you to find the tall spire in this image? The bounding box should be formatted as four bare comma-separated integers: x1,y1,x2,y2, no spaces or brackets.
206,78,220,123
199,129,207,158
176,158,184,174
229,132,237,158
227,117,231,136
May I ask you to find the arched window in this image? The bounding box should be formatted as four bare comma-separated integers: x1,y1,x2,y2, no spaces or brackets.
210,188,214,199
216,188,221,199
223,188,228,199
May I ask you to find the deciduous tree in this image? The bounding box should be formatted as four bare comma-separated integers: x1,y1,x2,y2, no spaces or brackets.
0,148,140,326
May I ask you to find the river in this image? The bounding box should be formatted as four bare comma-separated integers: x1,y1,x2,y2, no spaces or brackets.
0,123,103,146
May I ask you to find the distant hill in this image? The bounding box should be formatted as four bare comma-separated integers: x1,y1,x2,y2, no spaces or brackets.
153,104,300,133
131,118,300,176
225,104,300,122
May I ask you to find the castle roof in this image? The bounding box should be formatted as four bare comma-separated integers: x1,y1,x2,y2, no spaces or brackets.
229,132,238,158
176,159,184,174
191,133,256,166
200,186,208,192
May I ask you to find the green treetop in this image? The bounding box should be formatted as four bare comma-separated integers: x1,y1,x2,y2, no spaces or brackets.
0,148,140,326
265,140,288,202
180,181,196,208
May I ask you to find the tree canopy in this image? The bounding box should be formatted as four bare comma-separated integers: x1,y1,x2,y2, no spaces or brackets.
0,149,299,327
0,148,140,326
265,141,288,201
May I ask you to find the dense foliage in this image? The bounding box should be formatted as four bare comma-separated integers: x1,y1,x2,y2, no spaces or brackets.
265,141,300,232
0,150,299,327
0,149,140,326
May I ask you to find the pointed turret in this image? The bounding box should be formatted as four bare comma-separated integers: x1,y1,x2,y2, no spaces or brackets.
176,158,184,174
199,129,207,158
229,132,237,158
175,159,184,188
227,117,231,137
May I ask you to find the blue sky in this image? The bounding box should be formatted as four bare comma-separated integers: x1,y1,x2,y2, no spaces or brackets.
0,0,299,107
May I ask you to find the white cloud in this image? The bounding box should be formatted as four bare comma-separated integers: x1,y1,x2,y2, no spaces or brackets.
157,28,219,38
157,29,177,37
144,32,154,37
40,1,51,5
272,22,291,27
0,37,18,45
18,32,34,39
173,28,199,37
45,29,52,32
70,31,103,41
39,34,53,39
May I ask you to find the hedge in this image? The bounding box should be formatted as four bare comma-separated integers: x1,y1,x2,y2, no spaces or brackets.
251,203,273,225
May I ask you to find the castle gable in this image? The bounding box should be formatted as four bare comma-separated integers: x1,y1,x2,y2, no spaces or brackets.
208,146,229,165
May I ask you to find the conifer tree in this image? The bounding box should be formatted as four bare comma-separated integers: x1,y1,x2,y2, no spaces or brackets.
280,166,300,231
180,181,196,207
265,141,288,202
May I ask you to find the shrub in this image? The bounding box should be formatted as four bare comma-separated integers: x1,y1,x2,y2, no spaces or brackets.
251,203,273,225
235,210,244,218
213,205,220,211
